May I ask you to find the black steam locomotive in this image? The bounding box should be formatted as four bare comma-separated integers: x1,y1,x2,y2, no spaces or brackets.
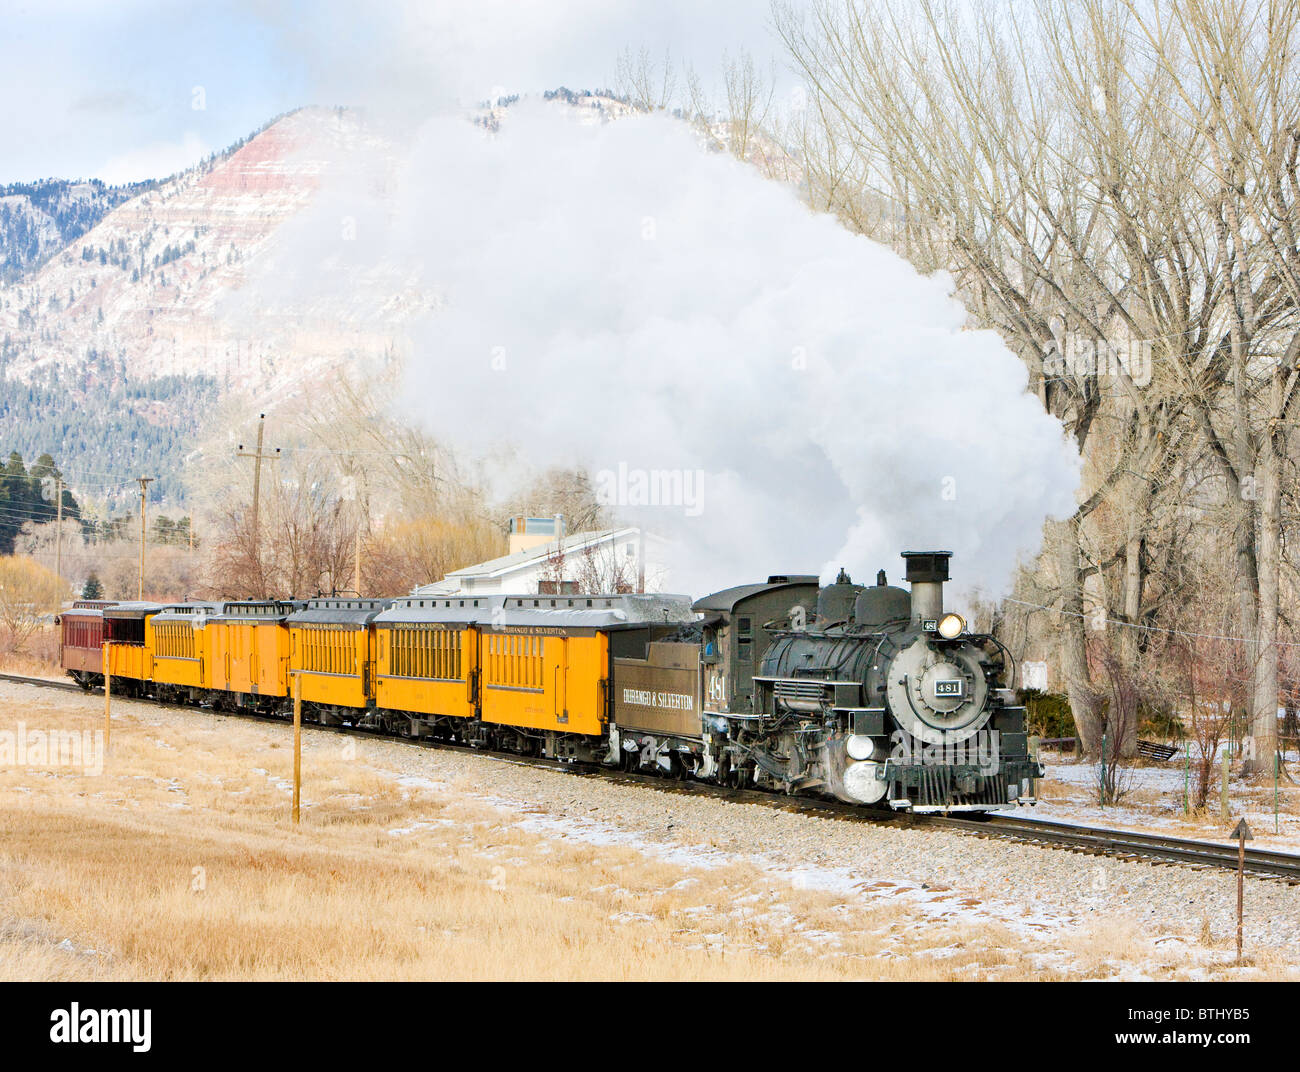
612,551,1040,812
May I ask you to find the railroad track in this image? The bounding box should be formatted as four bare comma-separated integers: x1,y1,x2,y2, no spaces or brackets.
5,670,1299,883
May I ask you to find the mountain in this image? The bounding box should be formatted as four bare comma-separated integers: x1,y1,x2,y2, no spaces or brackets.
0,108,416,508
0,177,158,283
0,96,800,512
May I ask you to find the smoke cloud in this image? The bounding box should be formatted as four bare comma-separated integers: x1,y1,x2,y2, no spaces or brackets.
377,103,1080,595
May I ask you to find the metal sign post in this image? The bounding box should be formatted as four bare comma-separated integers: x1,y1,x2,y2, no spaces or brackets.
1232,818,1252,964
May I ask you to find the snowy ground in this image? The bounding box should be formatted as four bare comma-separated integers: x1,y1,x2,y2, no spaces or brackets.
1031,752,1300,852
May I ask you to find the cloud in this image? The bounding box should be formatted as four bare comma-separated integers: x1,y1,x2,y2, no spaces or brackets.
96,131,210,185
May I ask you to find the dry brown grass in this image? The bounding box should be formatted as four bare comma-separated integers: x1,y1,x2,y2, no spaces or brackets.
0,623,62,678
1,685,1295,981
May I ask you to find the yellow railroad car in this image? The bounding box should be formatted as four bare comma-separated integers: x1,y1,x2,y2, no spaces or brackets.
146,602,220,698
373,596,489,735
103,602,163,696
287,598,392,721
207,600,303,709
477,594,694,743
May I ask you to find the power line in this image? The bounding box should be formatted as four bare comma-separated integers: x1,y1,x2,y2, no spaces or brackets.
1004,596,1300,648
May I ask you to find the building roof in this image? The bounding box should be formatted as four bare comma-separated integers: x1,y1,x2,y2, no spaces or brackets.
412,527,641,595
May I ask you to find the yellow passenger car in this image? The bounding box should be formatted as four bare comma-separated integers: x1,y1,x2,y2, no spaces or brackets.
146,602,219,697
286,598,392,719
207,600,303,708
373,596,488,733
477,595,693,739
103,602,163,696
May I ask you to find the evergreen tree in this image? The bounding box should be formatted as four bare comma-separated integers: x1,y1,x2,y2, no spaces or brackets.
82,573,104,600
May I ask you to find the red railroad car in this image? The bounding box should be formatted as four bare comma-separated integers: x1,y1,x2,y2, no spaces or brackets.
57,600,117,688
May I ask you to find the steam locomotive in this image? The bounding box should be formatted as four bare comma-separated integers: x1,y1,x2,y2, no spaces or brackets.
59,550,1039,813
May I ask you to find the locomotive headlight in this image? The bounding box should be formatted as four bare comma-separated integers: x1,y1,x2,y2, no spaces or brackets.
937,613,966,639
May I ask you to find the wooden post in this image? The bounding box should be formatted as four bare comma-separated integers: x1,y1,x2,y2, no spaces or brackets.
293,672,302,825
1232,818,1252,964
102,644,111,756
136,476,154,600
236,415,279,592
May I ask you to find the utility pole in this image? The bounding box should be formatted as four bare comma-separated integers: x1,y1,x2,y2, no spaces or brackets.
236,413,280,589
54,476,63,613
137,476,154,600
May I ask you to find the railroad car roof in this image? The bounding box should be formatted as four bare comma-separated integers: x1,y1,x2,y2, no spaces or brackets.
209,599,307,622
286,598,393,627
59,604,109,620
692,577,819,613
103,601,165,620
375,593,696,630
151,602,223,623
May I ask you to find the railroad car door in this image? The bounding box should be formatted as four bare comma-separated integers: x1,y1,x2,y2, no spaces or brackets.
250,625,260,694
553,635,568,725
466,626,480,715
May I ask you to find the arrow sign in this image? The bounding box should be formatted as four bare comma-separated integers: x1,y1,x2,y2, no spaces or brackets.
1232,818,1253,841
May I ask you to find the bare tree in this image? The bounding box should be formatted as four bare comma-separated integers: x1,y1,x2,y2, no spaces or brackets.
615,46,678,112
777,0,1300,765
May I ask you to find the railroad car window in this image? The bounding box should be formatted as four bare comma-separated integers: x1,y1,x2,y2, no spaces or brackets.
738,639,752,662
738,617,752,637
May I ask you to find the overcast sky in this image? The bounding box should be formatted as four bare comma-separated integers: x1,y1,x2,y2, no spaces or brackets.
4,0,792,184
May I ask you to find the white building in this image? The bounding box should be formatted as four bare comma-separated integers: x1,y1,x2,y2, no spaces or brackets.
411,526,667,597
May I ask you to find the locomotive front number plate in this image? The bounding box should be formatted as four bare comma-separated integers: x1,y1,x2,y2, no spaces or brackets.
934,679,964,696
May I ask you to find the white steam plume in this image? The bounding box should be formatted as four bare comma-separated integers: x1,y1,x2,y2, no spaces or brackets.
274,102,1080,596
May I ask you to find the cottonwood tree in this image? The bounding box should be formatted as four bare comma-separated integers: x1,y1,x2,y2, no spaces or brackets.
615,47,678,112
777,0,1300,766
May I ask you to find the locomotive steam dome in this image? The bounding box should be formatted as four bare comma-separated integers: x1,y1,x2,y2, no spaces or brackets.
853,571,911,629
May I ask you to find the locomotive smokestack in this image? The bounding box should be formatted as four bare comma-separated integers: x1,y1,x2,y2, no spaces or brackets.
901,551,952,625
